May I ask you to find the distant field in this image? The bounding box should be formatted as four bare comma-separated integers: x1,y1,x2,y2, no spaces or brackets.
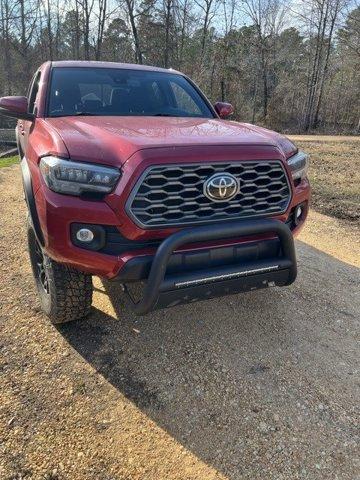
289,135,360,223
289,135,360,143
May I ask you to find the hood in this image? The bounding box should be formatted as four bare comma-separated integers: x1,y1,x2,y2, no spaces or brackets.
45,116,295,167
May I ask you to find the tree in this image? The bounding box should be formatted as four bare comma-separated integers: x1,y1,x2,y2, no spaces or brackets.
240,0,286,121
0,0,359,133
299,0,349,130
194,0,218,57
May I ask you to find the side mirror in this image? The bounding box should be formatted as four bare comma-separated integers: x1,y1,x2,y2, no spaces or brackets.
0,96,34,120
214,102,234,119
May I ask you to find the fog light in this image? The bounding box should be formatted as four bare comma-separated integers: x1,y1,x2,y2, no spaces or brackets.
71,223,106,251
294,204,304,225
76,228,94,243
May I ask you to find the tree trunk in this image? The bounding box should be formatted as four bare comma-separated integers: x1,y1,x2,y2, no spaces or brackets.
19,0,31,82
303,0,330,131
0,0,12,94
177,0,188,68
221,79,225,101
252,79,258,124
260,42,268,120
74,0,81,59
126,0,143,64
164,0,172,68
313,2,339,128
46,0,53,60
201,7,210,57
83,0,91,60
95,0,107,60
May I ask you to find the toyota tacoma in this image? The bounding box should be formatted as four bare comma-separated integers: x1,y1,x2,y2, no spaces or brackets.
0,61,310,323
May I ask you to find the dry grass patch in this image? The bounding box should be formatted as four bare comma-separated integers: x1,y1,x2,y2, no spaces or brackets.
289,136,360,223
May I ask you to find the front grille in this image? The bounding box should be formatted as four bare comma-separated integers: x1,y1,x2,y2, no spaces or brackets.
126,161,291,228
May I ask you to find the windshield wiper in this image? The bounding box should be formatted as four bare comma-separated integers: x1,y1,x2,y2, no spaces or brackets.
51,112,100,117
74,111,99,116
152,113,180,117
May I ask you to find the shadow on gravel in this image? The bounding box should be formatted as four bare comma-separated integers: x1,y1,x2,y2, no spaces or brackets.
59,241,360,479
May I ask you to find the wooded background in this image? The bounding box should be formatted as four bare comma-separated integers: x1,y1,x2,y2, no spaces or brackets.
0,0,359,133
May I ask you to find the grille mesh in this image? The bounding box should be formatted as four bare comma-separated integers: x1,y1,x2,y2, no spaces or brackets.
127,161,291,228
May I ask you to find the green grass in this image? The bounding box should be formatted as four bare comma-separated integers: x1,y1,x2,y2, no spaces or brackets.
0,156,18,168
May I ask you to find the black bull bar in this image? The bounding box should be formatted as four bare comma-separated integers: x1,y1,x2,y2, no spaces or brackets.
116,219,297,315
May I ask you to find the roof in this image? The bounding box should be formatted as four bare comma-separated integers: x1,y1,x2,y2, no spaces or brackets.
50,60,182,75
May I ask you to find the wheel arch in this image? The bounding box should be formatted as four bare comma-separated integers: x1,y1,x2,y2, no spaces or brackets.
21,157,45,247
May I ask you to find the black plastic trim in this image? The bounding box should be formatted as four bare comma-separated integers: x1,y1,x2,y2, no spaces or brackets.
21,158,45,246
115,237,281,282
152,269,291,310
0,107,34,121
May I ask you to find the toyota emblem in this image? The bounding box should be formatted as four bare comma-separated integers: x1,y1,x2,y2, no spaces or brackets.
203,173,240,202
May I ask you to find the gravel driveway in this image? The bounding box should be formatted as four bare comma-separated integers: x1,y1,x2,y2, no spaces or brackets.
0,166,359,480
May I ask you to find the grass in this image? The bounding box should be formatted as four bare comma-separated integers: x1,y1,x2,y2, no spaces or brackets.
288,136,360,223
0,155,18,168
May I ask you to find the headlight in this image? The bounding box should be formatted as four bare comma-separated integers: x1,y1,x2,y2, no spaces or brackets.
39,156,120,196
287,150,309,181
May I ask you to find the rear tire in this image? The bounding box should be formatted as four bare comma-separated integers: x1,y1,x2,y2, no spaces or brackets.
27,220,93,324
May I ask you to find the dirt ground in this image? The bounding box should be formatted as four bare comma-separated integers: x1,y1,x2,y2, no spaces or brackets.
0,162,359,480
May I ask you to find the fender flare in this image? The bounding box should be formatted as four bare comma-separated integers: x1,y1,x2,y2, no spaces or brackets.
20,158,45,246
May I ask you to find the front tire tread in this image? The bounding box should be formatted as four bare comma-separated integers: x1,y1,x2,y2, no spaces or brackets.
27,221,93,324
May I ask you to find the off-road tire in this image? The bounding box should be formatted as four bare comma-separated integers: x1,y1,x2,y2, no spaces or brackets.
27,219,93,324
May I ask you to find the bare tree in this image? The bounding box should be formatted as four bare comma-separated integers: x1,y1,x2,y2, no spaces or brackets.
218,0,237,100
240,0,287,120
78,0,96,59
95,0,108,59
0,0,15,93
122,0,145,63
299,0,348,130
194,0,218,57
174,0,192,68
12,0,41,81
163,0,173,67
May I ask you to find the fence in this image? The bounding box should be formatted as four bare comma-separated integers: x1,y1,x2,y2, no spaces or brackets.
0,128,16,145
0,129,17,157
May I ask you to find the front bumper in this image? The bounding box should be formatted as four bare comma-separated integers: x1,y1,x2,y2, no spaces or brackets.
34,174,309,280
115,218,297,315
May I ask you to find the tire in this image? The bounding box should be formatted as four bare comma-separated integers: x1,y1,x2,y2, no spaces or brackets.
27,220,93,324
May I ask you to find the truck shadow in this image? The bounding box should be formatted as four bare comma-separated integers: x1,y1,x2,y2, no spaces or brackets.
59,241,360,479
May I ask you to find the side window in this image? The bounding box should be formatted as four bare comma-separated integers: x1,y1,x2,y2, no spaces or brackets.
170,81,202,115
28,72,41,114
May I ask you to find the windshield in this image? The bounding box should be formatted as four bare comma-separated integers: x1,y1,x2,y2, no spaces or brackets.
47,67,214,118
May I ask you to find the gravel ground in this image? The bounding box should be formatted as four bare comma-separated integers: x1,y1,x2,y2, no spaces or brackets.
0,165,359,480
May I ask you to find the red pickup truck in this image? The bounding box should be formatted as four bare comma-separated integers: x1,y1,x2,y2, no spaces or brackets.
0,61,310,323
